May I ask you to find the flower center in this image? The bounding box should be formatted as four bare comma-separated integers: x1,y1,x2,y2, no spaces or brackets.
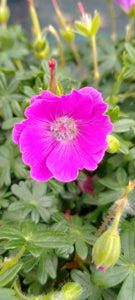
50,116,77,141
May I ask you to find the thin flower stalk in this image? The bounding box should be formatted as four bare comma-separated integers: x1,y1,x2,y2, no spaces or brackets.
96,180,135,236
70,40,84,72
108,0,117,43
27,0,49,59
27,0,41,37
96,204,118,236
77,2,100,88
91,34,99,88
111,197,128,232
47,25,65,67
126,17,135,40
14,280,36,300
52,0,84,75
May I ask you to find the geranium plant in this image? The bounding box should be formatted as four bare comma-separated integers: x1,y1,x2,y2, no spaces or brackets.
0,0,135,299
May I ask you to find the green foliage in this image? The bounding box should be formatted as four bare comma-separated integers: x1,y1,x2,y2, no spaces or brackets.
0,263,23,288
0,288,18,300
10,180,59,223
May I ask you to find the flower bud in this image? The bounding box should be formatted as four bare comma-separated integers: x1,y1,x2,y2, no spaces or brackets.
92,228,121,270
107,135,120,153
60,25,74,42
43,291,61,300
43,283,82,300
34,37,47,52
129,5,135,18
0,4,10,23
48,58,63,96
35,42,49,59
62,282,82,300
75,2,100,37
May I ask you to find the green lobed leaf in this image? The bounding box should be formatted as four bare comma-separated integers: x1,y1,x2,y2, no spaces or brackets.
71,270,102,300
32,230,73,248
0,262,23,287
75,240,88,260
117,271,135,300
91,266,129,288
113,119,135,133
0,288,18,300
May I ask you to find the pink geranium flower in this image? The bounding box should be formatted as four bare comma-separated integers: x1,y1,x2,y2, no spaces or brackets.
12,88,113,182
114,0,135,13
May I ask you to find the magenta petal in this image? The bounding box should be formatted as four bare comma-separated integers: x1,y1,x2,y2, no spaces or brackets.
79,87,108,114
92,143,108,163
20,122,56,164
19,120,54,181
30,159,53,181
30,90,60,105
74,141,98,171
61,89,94,121
78,115,113,153
98,266,105,271
113,0,134,13
12,86,113,183
12,120,27,146
46,142,84,182
25,98,63,122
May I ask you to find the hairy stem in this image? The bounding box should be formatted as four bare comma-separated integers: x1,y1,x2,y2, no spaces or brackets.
108,0,117,43
91,35,99,88
48,25,65,67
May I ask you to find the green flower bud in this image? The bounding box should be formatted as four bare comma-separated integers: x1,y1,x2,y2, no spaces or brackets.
34,37,47,52
62,283,82,300
0,5,10,23
92,228,121,270
107,135,120,153
129,5,135,18
60,25,74,42
48,59,63,96
35,42,49,59
44,291,63,300
43,283,82,300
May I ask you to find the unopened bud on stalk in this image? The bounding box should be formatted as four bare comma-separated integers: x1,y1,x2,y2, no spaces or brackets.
43,283,82,300
0,0,10,23
34,37,47,52
27,0,49,59
52,0,74,42
60,25,74,42
92,228,121,270
75,2,100,37
48,59,63,96
107,135,120,153
129,5,135,18
34,36,49,59
62,282,82,300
